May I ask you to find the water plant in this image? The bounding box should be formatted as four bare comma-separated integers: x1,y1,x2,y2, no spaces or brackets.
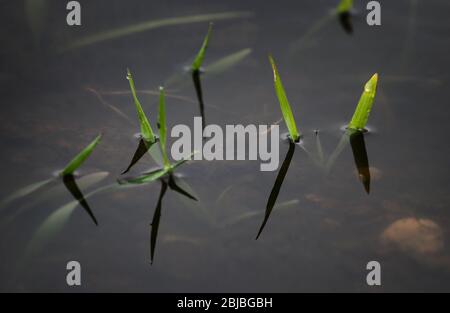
61,134,102,176
119,86,195,185
1,134,104,227
348,73,379,131
158,87,171,169
336,0,353,14
191,23,213,129
192,23,213,72
127,69,156,143
269,55,301,143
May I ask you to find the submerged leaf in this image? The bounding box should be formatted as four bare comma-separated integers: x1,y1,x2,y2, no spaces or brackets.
269,55,301,142
62,11,252,51
127,69,156,142
25,0,48,45
61,134,102,176
0,178,54,209
25,172,110,255
192,23,213,71
349,73,379,130
205,48,252,74
158,87,170,169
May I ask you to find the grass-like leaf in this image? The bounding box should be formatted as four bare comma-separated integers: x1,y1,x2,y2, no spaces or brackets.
0,178,54,210
118,153,195,185
127,69,156,142
25,172,110,256
336,0,353,14
158,87,171,169
269,55,301,142
348,73,379,131
192,23,213,71
61,134,102,176
205,48,252,74
62,12,252,51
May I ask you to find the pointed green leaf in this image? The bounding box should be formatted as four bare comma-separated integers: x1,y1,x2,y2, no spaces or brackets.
119,168,169,185
158,87,171,169
118,152,197,185
337,0,353,14
127,69,156,142
269,55,301,142
192,23,213,71
61,134,102,176
349,73,379,131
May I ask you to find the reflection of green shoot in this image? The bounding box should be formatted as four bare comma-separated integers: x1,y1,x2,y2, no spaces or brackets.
61,134,102,176
192,23,213,72
127,69,156,143
348,73,379,131
269,55,301,142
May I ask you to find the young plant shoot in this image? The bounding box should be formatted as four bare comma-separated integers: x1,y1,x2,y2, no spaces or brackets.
158,86,171,169
336,0,353,14
61,134,102,176
127,69,156,143
348,73,379,131
269,55,301,142
192,23,213,72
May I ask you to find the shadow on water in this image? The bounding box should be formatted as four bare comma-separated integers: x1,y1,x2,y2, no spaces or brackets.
62,174,98,225
349,130,371,194
338,11,353,34
150,175,197,264
122,139,157,174
256,142,296,240
192,69,206,130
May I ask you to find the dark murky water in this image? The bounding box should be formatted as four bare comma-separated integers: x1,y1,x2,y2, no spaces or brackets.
1,0,450,292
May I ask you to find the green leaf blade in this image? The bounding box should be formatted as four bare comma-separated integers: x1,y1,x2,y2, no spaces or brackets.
192,23,213,71
127,69,156,142
349,73,379,131
61,134,102,176
158,87,171,169
337,0,353,14
269,55,300,142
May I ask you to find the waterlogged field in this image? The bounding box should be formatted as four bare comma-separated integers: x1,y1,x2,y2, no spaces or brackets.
0,0,450,292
